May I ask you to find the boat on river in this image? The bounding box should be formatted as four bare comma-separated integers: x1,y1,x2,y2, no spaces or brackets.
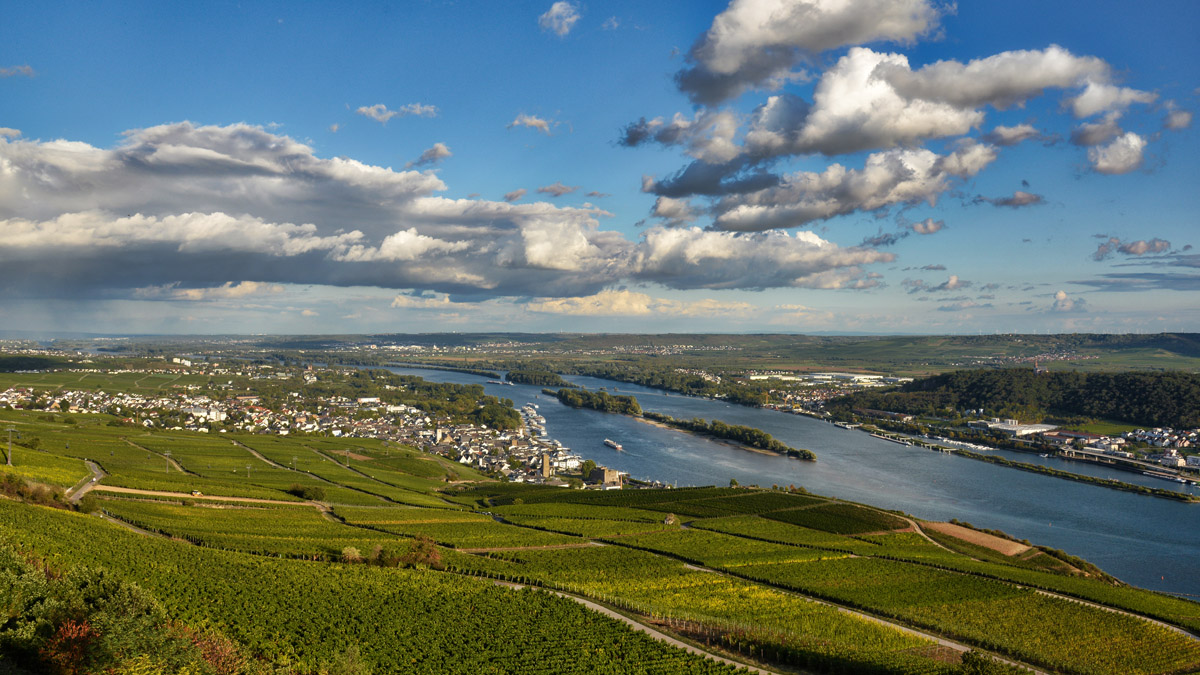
604,439,624,451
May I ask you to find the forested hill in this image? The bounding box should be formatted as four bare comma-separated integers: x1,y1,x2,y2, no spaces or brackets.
827,369,1200,428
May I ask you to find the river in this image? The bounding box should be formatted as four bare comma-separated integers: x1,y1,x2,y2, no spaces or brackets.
385,366,1199,597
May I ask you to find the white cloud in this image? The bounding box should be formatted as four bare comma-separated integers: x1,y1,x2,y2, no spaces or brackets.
0,122,899,301
879,45,1109,109
751,48,984,156
1087,132,1146,175
676,0,946,104
1050,290,1086,312
0,128,20,139
631,226,893,289
1067,81,1156,118
133,281,285,301
508,113,554,135
300,309,319,317
329,123,340,133
713,146,991,231
355,103,439,123
601,16,620,30
0,211,363,255
503,188,527,202
911,218,943,234
1070,112,1122,146
538,2,581,37
526,289,756,317
1165,106,1193,131
652,197,699,226
982,123,1041,146
334,228,471,262
390,293,458,309
937,140,997,178
620,110,743,163
405,142,452,168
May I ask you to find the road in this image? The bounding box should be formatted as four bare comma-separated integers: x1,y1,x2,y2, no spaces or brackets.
67,460,106,504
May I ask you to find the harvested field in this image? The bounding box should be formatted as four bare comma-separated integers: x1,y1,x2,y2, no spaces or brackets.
922,521,1031,556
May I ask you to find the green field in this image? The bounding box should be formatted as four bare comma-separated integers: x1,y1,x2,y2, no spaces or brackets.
2,403,1199,675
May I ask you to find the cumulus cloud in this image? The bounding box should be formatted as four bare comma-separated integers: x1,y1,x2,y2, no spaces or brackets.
1070,112,1122,146
1164,105,1193,130
537,181,579,198
508,113,554,135
712,146,993,231
0,122,900,301
391,292,459,309
651,197,699,227
355,103,439,123
503,188,527,202
538,1,581,37
675,0,947,105
1087,132,1146,174
619,110,742,163
0,65,35,78
911,218,943,234
405,142,452,169
630,226,893,290
1066,80,1156,118
1092,236,1171,260
976,190,1044,208
1050,290,1086,312
0,128,20,139
982,123,1041,146
903,274,970,293
526,289,755,317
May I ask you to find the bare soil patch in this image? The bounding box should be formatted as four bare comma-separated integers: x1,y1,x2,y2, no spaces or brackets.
922,521,1031,556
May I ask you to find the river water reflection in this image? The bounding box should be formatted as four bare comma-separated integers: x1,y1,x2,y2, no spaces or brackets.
385,366,1199,597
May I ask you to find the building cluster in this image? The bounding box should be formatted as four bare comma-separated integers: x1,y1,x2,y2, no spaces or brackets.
2,364,623,487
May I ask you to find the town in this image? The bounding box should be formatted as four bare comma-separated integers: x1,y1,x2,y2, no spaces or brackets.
0,359,622,488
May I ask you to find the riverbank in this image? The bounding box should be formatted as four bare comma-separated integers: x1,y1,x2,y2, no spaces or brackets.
863,427,1198,503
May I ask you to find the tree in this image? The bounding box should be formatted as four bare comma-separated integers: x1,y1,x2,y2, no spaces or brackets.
580,459,596,477
729,478,739,487
341,546,362,564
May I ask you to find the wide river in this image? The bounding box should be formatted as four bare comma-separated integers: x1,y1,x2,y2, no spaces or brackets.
386,366,1199,597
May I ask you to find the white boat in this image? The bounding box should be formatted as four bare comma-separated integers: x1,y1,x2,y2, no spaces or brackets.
604,439,624,451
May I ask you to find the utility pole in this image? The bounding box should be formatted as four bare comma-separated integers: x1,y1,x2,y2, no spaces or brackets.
164,450,172,474
5,427,14,466
246,464,252,480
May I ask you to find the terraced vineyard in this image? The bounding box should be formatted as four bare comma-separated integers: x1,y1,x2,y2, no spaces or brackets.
3,407,1199,675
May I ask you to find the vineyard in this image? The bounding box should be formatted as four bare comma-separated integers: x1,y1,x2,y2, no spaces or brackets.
2,405,1199,675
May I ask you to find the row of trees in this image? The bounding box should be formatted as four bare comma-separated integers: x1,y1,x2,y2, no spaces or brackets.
828,369,1200,428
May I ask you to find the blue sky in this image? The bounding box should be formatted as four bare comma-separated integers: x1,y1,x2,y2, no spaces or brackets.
1,0,1197,335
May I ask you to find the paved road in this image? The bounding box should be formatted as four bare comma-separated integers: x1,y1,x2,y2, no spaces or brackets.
67,460,106,504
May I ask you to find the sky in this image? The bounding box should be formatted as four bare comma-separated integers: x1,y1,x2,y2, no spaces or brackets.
1,0,1198,336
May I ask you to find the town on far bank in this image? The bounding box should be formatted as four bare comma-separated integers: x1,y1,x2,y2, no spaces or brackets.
2,341,1197,490
0,355,628,489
